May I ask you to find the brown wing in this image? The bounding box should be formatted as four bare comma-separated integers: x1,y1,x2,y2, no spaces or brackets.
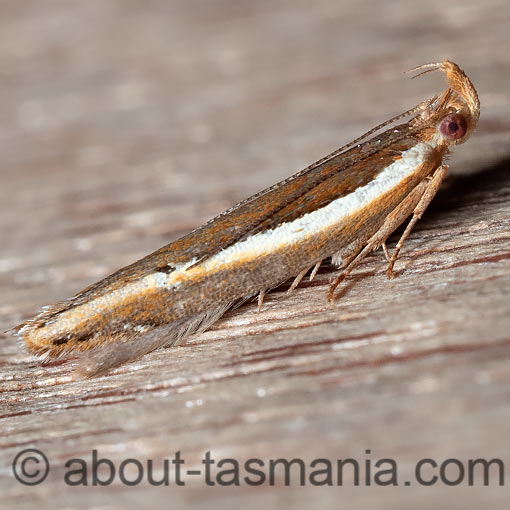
15,121,420,330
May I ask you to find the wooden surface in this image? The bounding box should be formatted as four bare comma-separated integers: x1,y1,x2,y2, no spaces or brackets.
1,1,509,508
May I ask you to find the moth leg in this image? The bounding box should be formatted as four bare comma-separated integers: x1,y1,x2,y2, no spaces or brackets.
310,260,322,281
257,289,266,312
328,178,431,301
387,164,448,278
381,242,390,262
288,267,310,294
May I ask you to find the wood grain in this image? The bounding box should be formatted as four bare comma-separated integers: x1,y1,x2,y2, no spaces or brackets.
1,1,509,508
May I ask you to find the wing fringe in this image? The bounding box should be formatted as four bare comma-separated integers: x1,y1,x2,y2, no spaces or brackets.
73,302,233,378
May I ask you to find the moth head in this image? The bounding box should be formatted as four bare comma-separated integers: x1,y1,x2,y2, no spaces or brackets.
437,111,469,145
431,78,479,146
411,60,479,147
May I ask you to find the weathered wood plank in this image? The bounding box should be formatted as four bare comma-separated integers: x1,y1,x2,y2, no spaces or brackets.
1,1,509,508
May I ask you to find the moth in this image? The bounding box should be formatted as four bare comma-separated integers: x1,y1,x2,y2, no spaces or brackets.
14,60,480,377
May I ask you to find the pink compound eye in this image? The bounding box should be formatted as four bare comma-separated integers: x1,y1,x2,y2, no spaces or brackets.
439,113,467,140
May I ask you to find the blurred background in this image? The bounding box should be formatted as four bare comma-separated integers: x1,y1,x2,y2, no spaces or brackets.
1,0,508,293
1,1,509,509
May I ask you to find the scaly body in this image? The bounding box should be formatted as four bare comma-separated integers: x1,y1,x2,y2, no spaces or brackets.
14,60,480,376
